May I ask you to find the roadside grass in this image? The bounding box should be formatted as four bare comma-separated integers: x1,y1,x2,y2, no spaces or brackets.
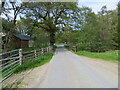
64,45,70,50
75,50,119,62
14,53,53,73
55,43,67,45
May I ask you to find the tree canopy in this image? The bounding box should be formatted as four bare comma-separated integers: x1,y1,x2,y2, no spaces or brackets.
1,1,119,52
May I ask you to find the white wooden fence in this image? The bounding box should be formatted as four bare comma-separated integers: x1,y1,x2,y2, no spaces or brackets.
0,46,52,82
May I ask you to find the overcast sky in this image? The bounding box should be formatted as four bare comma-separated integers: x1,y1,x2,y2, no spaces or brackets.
78,0,119,14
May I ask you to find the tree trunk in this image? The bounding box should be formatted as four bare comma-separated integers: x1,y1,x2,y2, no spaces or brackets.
50,31,55,47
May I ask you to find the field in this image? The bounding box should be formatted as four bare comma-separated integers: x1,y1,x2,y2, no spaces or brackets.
75,50,119,62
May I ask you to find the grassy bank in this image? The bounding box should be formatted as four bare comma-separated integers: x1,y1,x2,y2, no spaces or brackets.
75,50,119,62
14,53,53,73
55,43,67,45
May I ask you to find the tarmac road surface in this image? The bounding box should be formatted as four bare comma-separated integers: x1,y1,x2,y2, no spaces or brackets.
37,45,118,88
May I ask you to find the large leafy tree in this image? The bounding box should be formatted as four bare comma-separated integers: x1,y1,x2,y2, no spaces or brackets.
23,2,78,47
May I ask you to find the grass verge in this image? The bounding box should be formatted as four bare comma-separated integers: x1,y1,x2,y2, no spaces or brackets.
75,50,119,62
14,53,53,73
55,43,67,46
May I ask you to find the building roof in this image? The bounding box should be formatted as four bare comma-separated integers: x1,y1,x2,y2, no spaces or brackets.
14,34,31,40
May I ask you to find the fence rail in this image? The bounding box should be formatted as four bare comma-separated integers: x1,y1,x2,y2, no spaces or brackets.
0,46,52,82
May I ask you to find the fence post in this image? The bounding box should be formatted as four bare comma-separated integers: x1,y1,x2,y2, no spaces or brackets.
75,48,76,52
47,47,49,53
50,46,53,53
42,48,44,55
19,49,22,65
73,46,77,52
49,46,51,52
34,49,37,58
48,46,50,53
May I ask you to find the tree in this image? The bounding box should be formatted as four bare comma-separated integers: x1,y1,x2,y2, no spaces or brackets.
17,18,49,48
1,0,27,49
16,18,34,36
2,0,27,24
58,6,118,52
97,6,118,51
23,2,78,47
32,27,49,48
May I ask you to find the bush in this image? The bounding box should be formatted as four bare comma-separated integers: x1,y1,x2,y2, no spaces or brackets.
76,43,91,51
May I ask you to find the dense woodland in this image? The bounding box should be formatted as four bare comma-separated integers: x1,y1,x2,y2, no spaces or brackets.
57,6,118,52
1,1,119,52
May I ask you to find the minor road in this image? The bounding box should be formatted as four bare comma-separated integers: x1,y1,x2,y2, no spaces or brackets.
37,45,118,88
